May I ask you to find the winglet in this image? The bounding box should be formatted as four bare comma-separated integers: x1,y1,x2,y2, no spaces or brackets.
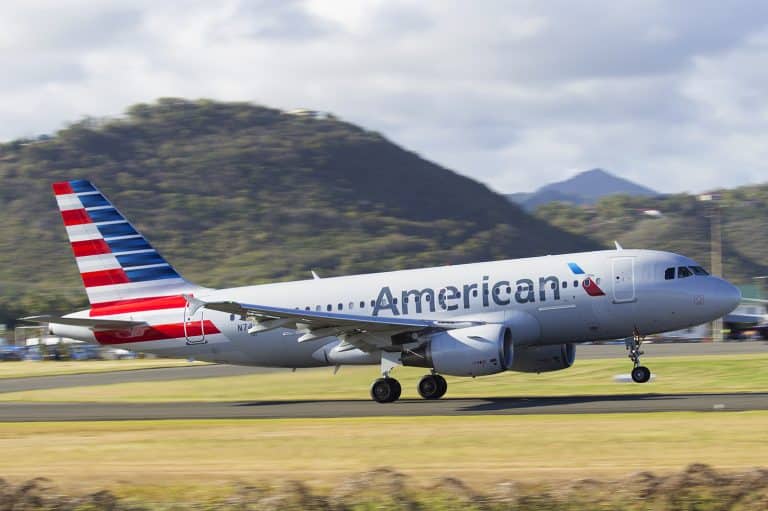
614,241,623,251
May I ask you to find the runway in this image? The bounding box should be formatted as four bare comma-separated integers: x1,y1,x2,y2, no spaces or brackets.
1,341,764,394
0,392,765,421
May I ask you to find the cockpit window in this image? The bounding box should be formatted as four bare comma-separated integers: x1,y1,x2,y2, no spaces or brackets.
690,266,709,276
677,266,693,278
664,267,675,280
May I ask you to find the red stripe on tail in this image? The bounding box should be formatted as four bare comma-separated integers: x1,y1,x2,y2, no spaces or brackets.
90,295,190,316
52,182,74,195
94,320,219,344
81,268,130,287
61,209,91,226
71,239,111,257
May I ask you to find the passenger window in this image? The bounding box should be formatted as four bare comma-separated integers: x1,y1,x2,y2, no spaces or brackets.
562,281,568,288
316,305,321,311
370,299,375,307
349,302,354,310
690,266,709,276
326,304,332,311
337,303,343,310
360,301,365,308
678,266,692,278
664,267,675,280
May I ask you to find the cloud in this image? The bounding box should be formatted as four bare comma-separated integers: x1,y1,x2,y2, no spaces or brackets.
2,0,768,194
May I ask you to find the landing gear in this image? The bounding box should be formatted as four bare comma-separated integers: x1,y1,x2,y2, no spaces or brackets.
417,373,448,400
370,377,401,403
626,332,652,383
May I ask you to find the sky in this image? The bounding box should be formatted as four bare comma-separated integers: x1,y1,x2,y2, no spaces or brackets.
2,0,768,194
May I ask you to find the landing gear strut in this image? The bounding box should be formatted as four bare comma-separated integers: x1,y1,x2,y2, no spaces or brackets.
417,373,447,400
626,331,651,383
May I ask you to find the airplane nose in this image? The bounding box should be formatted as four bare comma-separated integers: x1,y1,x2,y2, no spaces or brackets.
711,278,741,316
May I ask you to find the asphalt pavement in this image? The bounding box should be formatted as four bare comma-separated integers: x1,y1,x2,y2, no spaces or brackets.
0,392,764,421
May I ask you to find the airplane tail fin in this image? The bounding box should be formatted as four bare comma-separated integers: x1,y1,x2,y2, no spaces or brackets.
53,180,200,307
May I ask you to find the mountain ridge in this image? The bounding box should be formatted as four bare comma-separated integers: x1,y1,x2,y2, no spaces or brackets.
508,168,659,210
0,98,599,318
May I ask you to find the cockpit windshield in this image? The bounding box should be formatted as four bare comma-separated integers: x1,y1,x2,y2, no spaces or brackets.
664,265,710,280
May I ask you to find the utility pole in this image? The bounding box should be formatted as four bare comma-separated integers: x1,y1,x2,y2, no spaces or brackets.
699,193,723,342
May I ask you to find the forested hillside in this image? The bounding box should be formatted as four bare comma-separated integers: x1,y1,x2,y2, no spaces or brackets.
0,98,597,319
535,189,768,283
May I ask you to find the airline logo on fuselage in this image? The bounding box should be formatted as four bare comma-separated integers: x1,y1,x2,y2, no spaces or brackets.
371,264,605,316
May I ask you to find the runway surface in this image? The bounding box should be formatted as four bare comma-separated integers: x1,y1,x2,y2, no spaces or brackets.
0,393,765,421
1,341,764,394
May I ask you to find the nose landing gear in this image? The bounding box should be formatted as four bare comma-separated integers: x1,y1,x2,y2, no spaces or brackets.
626,331,652,383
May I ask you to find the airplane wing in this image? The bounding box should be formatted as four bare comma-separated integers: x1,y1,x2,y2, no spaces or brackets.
20,315,149,331
186,296,482,351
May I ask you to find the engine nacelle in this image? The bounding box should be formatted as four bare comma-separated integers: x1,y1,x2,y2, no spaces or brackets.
402,324,512,377
508,343,575,373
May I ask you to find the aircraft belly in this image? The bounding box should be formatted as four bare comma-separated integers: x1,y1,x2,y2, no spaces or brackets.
223,324,333,368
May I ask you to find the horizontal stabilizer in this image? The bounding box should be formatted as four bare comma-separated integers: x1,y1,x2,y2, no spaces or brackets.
20,315,148,331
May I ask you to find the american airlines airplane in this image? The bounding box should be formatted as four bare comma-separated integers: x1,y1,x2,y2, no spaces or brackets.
24,180,741,403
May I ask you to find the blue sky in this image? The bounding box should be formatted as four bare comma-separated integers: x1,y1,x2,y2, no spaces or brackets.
2,0,768,194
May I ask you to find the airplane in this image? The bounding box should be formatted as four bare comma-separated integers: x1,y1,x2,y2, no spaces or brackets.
22,180,741,403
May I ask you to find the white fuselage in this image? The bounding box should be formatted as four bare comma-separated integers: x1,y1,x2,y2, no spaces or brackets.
53,249,740,368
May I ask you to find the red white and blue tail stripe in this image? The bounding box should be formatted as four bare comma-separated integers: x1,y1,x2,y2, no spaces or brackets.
53,180,200,306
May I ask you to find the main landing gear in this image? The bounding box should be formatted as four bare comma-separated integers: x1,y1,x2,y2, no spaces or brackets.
370,377,401,403
626,332,652,383
417,373,447,400
369,373,449,403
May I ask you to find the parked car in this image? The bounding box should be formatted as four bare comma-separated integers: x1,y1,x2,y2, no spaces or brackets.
0,345,26,361
70,344,103,360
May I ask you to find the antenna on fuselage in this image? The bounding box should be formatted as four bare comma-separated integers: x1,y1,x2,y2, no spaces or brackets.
311,270,321,280
614,241,624,251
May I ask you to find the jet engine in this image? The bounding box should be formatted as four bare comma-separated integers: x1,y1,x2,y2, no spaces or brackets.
508,343,575,373
401,324,512,376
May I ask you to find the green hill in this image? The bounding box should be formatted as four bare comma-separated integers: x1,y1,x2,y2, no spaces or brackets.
0,98,598,320
535,190,768,284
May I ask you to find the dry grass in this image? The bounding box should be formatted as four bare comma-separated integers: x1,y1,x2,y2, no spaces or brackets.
0,413,766,492
0,358,201,379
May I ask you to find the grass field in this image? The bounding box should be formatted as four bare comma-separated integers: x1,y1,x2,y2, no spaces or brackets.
0,412,766,493
1,353,766,402
0,358,202,379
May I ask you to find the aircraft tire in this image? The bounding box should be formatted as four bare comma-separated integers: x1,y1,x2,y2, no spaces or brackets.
371,377,401,403
435,374,447,398
631,366,651,383
417,375,441,399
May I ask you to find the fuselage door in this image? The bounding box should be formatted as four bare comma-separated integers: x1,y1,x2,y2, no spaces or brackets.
183,303,207,345
612,257,636,303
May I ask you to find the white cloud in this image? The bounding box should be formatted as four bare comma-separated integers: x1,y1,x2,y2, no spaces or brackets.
2,0,768,194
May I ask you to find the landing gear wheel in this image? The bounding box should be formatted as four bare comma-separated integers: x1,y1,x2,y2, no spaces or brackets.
418,374,448,400
631,366,651,383
626,331,651,383
371,377,401,403
434,374,447,399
